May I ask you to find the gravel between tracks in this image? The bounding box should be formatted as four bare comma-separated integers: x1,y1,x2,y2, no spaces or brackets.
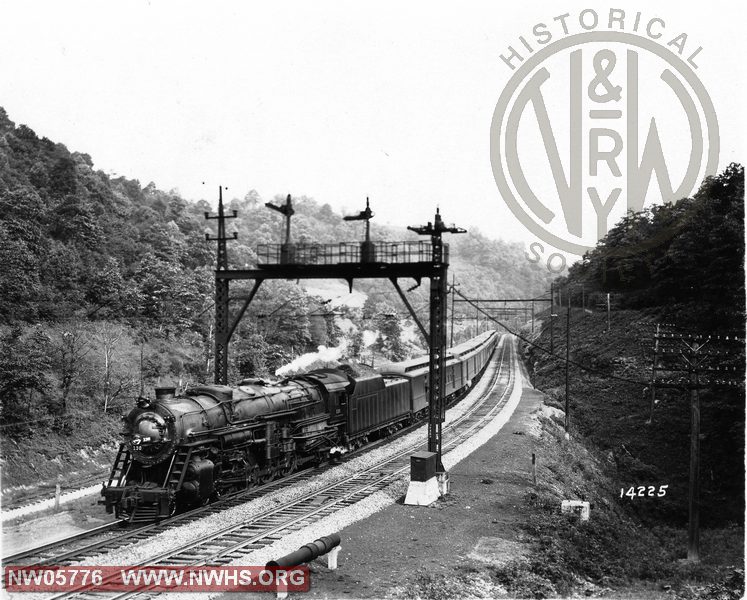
67,337,510,569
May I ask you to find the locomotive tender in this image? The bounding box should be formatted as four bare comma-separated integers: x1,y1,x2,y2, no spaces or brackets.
101,331,498,521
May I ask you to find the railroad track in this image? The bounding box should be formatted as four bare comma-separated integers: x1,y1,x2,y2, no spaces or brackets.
5,432,418,567
2,471,110,517
4,336,510,569
3,468,322,567
42,335,517,600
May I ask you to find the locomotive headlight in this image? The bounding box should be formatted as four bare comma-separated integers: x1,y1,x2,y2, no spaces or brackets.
133,414,167,443
126,410,174,465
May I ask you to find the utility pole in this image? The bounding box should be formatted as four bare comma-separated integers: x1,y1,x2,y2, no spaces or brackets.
581,283,585,313
531,299,535,333
606,293,611,332
550,313,555,354
687,351,701,562
647,323,660,425
650,331,742,562
565,287,571,433
549,283,555,355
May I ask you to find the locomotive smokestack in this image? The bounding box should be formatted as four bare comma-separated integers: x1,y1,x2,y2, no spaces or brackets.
154,387,176,400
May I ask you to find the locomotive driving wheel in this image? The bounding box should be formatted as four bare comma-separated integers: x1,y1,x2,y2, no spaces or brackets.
280,454,297,477
245,466,260,489
258,467,275,484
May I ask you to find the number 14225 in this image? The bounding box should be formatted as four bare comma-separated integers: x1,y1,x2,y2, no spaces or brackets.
621,485,668,498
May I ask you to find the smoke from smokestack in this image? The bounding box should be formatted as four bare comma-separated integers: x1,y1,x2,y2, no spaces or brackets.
275,341,348,377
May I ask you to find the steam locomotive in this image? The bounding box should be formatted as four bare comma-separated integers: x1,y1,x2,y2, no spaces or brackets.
101,331,499,522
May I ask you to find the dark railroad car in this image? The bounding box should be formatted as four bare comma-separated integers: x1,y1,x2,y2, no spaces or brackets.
380,330,499,415
345,374,410,443
451,331,498,383
380,355,429,415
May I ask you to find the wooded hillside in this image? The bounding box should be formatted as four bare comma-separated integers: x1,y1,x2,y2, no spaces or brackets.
0,107,554,438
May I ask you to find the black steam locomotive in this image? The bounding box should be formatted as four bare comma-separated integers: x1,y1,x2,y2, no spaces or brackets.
101,331,499,521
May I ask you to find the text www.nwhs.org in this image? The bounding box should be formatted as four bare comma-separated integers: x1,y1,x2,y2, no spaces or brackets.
4,565,310,592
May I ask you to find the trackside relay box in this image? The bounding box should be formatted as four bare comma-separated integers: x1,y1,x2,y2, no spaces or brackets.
410,451,437,482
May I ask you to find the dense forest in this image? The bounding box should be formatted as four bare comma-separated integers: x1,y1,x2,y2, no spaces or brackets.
555,162,745,334
530,163,745,526
0,107,554,440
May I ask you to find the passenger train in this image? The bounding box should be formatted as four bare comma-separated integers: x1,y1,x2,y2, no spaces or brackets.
101,331,498,521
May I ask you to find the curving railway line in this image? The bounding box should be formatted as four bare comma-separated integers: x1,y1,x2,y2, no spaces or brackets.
5,335,521,600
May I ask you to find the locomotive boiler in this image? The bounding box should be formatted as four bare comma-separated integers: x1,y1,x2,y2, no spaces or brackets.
101,331,499,522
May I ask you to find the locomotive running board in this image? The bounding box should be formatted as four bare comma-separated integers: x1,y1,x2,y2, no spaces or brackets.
291,426,339,441
290,413,331,427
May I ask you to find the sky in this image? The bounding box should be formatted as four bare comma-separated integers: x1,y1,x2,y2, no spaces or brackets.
1,0,744,264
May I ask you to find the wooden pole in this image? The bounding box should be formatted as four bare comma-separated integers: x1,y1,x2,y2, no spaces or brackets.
582,283,585,313
531,300,535,333
606,293,611,332
550,283,554,354
565,297,570,433
648,324,660,424
550,313,554,354
687,353,701,562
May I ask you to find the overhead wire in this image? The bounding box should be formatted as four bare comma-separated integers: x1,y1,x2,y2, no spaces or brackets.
452,287,651,387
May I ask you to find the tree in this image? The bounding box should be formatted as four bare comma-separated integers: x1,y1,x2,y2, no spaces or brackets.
0,223,42,322
91,322,137,413
374,308,407,361
258,282,313,352
347,328,364,358
49,321,91,411
234,334,270,378
0,326,53,426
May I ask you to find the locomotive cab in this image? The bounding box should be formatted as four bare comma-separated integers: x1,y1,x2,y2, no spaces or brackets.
298,369,353,422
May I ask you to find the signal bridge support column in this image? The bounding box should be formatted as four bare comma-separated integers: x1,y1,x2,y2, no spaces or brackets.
205,195,464,505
